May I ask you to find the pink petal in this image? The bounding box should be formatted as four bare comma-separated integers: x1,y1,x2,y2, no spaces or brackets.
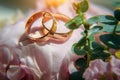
7,65,40,80
83,59,108,80
21,44,53,80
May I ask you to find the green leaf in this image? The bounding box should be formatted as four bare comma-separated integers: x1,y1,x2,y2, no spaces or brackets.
100,34,120,49
72,37,88,55
102,24,115,32
114,8,120,21
72,43,87,55
92,42,105,51
78,0,89,13
65,15,83,30
91,51,111,60
116,23,120,33
82,26,102,36
86,15,120,33
88,26,103,36
74,58,87,72
77,37,87,46
102,23,120,33
86,15,117,25
88,36,94,42
69,71,85,80
90,42,111,60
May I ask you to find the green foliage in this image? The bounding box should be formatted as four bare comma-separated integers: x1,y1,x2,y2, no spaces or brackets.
75,58,87,72
65,15,83,30
86,15,119,32
86,15,120,33
82,26,103,37
91,51,111,60
91,41,105,50
88,26,103,36
69,58,87,80
100,34,120,49
72,37,87,55
102,23,120,32
73,0,89,14
86,15,117,25
67,0,120,79
116,23,120,33
78,0,89,13
90,41,110,60
91,42,111,60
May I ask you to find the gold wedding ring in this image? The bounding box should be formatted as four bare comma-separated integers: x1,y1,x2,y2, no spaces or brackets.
20,11,73,45
25,11,57,42
42,13,73,43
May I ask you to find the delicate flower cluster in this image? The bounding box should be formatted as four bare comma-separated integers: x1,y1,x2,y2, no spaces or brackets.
83,56,120,80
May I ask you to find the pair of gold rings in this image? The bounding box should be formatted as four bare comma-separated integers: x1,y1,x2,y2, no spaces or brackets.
20,11,73,45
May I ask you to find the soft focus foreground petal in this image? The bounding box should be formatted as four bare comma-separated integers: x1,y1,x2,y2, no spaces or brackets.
21,43,52,80
0,46,12,77
0,45,21,76
0,46,12,66
7,65,40,80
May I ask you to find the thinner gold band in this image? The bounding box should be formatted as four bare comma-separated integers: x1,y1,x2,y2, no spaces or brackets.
20,11,73,45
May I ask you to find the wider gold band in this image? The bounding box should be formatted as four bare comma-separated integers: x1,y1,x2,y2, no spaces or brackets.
20,11,73,45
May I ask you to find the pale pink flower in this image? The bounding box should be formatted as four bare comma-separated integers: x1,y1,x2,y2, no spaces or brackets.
110,56,120,79
83,56,120,80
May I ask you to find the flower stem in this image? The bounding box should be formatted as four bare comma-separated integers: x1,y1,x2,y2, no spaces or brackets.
87,38,92,55
84,21,92,66
81,12,92,66
113,21,119,35
87,54,91,66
